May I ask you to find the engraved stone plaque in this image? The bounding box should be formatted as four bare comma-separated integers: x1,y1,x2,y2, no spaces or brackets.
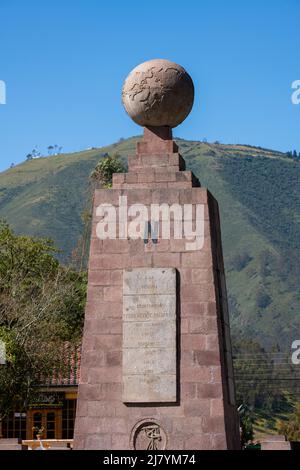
123,268,177,403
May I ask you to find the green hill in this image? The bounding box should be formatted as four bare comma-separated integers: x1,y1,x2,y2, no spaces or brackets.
1,138,299,351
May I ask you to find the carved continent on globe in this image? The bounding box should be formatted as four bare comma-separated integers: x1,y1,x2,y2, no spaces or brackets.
122,59,194,128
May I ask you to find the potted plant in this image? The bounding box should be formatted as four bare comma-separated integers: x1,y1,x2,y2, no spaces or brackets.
32,426,45,440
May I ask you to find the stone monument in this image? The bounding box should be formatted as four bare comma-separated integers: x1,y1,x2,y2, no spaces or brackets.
74,59,241,450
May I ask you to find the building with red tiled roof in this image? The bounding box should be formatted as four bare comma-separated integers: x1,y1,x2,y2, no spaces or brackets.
44,345,81,388
0,345,81,441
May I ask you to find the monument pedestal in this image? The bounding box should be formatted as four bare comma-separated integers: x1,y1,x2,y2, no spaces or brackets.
74,128,240,450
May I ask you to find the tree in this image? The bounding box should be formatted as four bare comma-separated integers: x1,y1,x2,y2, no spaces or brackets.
230,251,252,271
239,405,254,447
256,289,271,309
31,148,39,158
286,150,299,160
26,154,33,161
0,221,87,419
278,405,300,441
259,249,274,277
47,145,54,156
90,153,126,188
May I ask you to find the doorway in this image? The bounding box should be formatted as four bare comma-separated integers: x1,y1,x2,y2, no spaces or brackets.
27,408,62,439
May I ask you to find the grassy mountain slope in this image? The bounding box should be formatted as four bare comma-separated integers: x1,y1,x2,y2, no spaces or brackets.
0,138,299,350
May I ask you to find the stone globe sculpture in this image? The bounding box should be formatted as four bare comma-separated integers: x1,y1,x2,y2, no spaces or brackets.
122,59,194,128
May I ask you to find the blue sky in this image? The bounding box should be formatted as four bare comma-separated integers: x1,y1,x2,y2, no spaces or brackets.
0,0,299,171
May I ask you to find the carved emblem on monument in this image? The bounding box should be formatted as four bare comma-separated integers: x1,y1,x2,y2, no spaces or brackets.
132,420,167,450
